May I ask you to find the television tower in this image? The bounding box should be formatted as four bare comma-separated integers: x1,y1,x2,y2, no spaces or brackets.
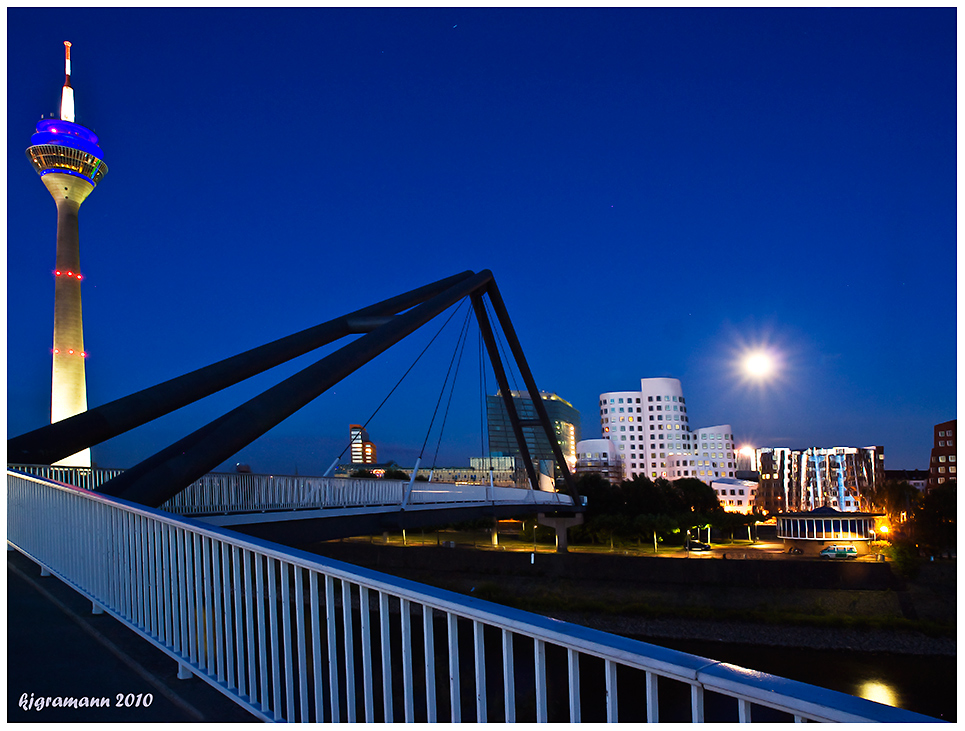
25,41,108,467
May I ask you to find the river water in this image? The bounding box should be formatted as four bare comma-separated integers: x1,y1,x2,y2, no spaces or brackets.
628,634,956,722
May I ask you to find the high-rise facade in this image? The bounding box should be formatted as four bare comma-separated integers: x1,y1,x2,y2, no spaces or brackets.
26,42,108,467
755,446,883,515
599,377,737,483
927,419,956,490
487,391,581,476
349,424,376,464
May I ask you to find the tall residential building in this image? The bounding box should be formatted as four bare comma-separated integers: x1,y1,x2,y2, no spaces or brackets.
349,424,377,464
755,446,883,515
26,42,108,467
487,391,581,477
927,419,956,490
599,377,736,483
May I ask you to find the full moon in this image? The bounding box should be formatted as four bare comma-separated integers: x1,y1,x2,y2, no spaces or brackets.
744,351,774,378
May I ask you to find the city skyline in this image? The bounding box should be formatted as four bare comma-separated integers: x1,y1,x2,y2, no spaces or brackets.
7,8,956,474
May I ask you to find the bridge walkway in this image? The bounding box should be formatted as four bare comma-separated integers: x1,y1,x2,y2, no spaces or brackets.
7,550,256,723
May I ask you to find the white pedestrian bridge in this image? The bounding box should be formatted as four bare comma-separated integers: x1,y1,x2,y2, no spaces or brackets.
6,467,943,723
7,465,579,544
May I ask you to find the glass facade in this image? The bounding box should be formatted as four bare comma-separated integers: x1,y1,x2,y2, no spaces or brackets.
487,391,580,478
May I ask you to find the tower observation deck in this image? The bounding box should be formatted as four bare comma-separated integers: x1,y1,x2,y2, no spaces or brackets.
25,41,107,467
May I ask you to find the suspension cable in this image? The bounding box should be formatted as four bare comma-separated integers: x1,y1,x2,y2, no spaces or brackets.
331,299,467,464
479,326,490,469
421,303,473,458
429,308,473,470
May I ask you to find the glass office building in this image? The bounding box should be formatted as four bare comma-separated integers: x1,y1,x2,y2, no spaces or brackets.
487,391,581,479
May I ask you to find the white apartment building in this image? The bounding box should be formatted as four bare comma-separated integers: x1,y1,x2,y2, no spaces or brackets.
575,438,624,483
711,477,757,513
599,378,737,483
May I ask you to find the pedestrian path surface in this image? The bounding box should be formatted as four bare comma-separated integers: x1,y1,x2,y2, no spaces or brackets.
6,549,256,724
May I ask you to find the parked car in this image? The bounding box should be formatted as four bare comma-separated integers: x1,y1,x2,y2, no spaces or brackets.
819,544,858,559
686,540,712,551
787,547,803,555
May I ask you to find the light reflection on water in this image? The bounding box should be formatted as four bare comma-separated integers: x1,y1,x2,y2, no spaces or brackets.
631,636,955,721
856,680,899,708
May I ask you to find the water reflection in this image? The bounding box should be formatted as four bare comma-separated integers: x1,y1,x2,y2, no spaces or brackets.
857,680,899,708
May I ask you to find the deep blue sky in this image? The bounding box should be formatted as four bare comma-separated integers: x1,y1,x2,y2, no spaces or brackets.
7,8,957,474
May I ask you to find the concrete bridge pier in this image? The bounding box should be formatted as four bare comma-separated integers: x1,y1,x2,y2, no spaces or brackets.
538,512,584,553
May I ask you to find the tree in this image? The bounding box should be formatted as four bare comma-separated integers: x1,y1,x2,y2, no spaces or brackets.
620,474,672,515
672,478,721,514
872,479,923,524
350,469,376,478
633,513,678,552
913,481,956,558
382,469,409,480
575,472,622,518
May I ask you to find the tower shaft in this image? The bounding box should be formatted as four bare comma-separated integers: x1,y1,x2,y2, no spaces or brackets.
45,174,93,465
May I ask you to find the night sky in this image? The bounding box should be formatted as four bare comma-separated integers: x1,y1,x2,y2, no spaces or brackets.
6,8,957,475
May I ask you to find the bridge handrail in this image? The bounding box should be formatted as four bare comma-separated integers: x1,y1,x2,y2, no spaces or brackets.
8,465,573,515
6,470,939,723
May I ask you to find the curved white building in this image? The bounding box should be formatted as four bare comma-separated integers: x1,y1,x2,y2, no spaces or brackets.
599,378,738,483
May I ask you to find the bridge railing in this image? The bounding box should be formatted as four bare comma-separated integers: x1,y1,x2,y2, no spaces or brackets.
6,470,938,723
7,465,573,516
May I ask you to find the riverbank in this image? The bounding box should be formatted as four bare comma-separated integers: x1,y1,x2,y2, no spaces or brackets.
309,539,956,656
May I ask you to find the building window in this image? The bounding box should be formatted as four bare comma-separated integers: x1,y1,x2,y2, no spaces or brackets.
939,440,945,447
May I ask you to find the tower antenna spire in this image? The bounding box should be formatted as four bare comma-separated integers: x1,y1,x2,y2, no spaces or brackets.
61,41,74,122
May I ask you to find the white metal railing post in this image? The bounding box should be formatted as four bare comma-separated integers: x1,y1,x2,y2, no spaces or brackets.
341,580,356,722
379,591,394,722
255,554,269,715
244,550,257,705
360,586,375,722
401,598,415,722
691,683,705,722
473,620,487,722
325,576,340,722
502,629,515,722
423,605,437,722
268,557,282,720
534,638,547,722
739,697,753,722
294,567,309,722
309,571,323,722
646,670,659,722
605,658,618,723
281,564,295,721
567,647,580,722
447,612,461,723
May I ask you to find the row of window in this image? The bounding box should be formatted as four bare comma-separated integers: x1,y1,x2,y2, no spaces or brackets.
603,395,687,405
938,429,954,437
937,439,954,447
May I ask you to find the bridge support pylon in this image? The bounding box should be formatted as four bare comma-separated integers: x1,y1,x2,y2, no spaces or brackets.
537,513,584,553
